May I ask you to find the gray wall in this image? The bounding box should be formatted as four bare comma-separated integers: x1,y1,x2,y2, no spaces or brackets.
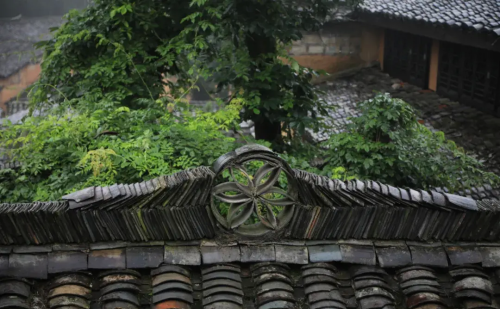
0,0,90,18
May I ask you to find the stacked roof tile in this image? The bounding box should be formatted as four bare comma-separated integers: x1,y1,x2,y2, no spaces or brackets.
358,0,500,36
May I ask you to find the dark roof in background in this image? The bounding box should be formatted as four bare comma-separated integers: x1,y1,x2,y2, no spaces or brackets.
358,0,500,36
0,16,62,78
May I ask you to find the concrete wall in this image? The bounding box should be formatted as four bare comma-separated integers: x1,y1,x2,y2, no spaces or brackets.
290,22,383,77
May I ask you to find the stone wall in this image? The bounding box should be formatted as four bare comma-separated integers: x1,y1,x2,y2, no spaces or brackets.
290,22,383,76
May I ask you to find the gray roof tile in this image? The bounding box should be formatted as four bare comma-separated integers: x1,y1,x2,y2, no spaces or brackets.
201,245,241,264
47,251,88,274
88,249,126,270
376,246,412,268
358,0,500,36
275,245,309,264
240,245,276,263
308,244,342,263
8,253,48,279
126,246,163,269
409,245,448,268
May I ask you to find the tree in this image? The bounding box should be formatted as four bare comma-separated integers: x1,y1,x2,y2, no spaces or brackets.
31,0,348,144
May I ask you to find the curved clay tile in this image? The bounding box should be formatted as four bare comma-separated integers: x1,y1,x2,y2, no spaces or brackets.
151,264,193,309
47,272,91,309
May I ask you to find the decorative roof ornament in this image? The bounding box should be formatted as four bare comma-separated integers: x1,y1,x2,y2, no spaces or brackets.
210,145,298,236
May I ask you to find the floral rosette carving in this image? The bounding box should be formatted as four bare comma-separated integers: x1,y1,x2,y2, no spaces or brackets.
211,145,297,236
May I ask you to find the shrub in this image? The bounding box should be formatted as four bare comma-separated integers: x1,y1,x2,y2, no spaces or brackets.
321,93,499,191
0,101,241,202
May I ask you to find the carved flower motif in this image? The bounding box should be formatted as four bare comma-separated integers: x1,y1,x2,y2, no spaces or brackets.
212,163,295,230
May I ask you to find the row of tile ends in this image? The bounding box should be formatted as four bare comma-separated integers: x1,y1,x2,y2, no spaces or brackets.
1,262,499,309
2,240,500,280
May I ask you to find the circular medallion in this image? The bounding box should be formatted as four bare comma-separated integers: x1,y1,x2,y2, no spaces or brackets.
211,145,297,236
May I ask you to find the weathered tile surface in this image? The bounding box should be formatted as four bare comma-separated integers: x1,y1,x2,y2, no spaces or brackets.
0,247,12,254
376,246,412,268
0,255,8,276
201,245,240,264
445,245,482,266
340,244,376,265
240,245,275,263
164,245,201,265
9,253,48,279
88,249,126,269
480,247,500,267
308,244,342,262
89,242,128,250
48,251,88,273
275,245,308,264
52,243,89,251
409,245,448,268
126,246,163,268
13,245,52,253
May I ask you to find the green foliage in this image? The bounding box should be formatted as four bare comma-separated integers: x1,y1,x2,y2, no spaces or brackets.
4,0,495,204
31,0,350,142
0,101,241,203
322,93,500,191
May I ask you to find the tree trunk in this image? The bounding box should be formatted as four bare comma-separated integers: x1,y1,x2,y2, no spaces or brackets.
245,34,283,144
254,118,282,143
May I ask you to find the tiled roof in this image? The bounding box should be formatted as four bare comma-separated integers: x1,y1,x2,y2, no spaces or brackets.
1,146,500,308
1,243,500,308
0,16,62,78
358,0,500,36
